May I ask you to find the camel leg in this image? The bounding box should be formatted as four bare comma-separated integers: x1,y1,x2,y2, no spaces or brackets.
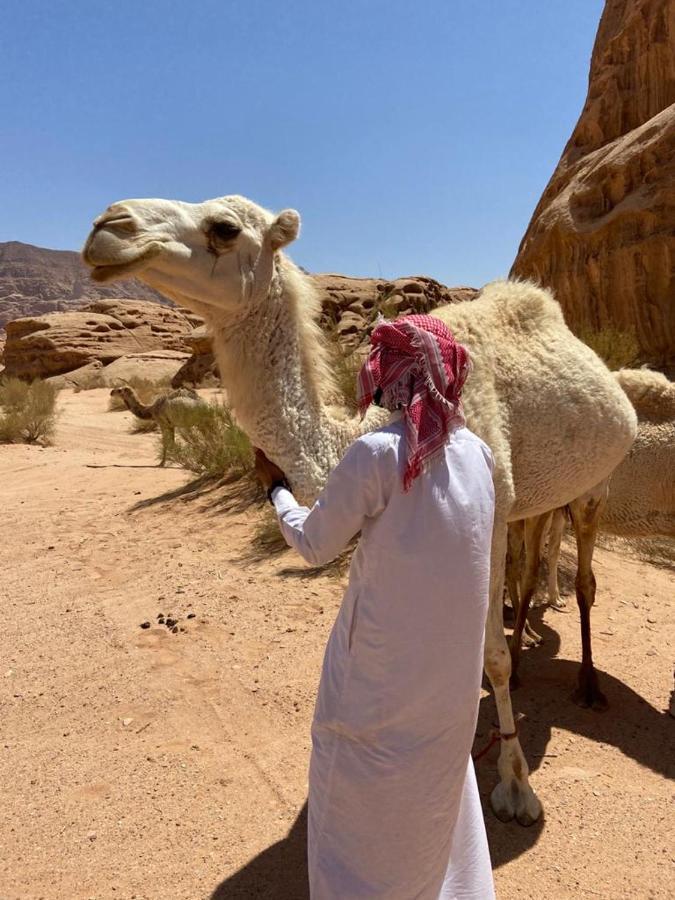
159,423,173,466
484,521,542,826
568,482,609,711
546,507,567,609
505,520,524,614
509,514,548,686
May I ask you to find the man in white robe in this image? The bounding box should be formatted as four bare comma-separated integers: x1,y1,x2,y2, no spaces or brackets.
256,315,496,899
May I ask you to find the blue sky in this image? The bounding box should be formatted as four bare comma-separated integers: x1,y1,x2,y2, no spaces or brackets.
1,0,603,286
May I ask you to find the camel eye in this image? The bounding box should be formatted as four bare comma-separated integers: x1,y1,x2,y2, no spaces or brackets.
207,220,241,251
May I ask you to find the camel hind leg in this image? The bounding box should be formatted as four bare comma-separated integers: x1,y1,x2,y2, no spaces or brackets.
568,480,609,711
484,519,542,826
546,507,567,609
509,513,549,687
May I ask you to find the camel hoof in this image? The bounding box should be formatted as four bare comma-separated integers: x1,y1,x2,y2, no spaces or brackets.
572,683,608,711
550,597,567,611
522,630,542,648
490,780,542,826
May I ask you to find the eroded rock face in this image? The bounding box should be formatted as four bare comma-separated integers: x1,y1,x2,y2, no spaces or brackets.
511,0,675,370
314,274,477,351
3,300,198,379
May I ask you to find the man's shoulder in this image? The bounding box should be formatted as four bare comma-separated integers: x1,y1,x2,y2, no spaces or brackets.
350,420,403,459
453,426,495,471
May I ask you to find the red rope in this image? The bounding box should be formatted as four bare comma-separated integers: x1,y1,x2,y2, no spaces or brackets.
472,722,519,764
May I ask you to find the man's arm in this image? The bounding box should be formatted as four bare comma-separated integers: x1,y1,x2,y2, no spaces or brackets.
271,438,393,566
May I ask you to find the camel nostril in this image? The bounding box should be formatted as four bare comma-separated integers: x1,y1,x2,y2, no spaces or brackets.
93,214,137,234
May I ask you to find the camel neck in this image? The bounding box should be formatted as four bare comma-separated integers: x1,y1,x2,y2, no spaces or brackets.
207,266,355,498
123,390,153,419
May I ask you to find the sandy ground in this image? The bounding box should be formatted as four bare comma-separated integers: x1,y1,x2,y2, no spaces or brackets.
1,388,673,900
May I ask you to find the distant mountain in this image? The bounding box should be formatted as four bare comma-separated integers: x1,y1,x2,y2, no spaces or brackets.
0,241,169,330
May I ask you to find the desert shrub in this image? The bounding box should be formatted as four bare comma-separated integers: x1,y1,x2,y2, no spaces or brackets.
0,377,58,445
578,326,641,371
163,401,254,477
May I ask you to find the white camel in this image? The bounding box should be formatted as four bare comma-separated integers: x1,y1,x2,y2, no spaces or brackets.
82,194,637,825
547,369,675,603
507,369,675,706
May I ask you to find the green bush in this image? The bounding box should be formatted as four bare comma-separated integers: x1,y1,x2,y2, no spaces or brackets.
0,377,58,445
578,326,641,371
163,401,254,477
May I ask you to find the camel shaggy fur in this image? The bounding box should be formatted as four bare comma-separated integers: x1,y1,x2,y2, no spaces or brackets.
82,194,637,825
110,385,204,465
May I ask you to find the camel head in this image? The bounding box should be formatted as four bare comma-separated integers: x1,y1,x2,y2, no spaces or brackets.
82,195,301,315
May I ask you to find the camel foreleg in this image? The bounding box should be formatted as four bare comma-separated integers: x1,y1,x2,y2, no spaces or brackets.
568,481,609,711
484,521,542,826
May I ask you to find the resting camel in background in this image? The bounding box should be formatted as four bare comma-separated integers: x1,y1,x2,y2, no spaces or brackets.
82,194,636,825
508,368,675,708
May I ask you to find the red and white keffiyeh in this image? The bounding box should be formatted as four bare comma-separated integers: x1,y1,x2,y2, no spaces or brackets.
357,314,471,491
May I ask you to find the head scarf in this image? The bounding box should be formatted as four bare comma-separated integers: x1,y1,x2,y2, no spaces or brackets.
357,314,470,491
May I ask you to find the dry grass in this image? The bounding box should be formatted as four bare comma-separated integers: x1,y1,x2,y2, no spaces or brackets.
330,345,362,414
163,401,254,478
578,325,641,371
0,377,58,445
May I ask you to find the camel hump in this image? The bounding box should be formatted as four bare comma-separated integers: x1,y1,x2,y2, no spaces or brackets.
479,279,564,331
166,387,201,401
615,368,675,423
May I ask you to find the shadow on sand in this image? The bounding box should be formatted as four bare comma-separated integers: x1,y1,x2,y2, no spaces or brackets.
209,607,674,897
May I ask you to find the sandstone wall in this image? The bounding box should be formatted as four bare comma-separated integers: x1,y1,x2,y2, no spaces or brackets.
511,0,675,369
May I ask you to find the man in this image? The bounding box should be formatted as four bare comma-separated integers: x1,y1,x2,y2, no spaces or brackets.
255,314,496,899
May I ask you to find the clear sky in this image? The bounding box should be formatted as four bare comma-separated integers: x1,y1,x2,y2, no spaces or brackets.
1,0,603,287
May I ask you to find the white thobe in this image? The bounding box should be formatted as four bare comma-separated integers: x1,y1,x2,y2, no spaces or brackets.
272,419,496,900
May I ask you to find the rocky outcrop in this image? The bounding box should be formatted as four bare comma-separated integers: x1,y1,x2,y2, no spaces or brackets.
314,274,477,351
172,274,478,386
3,300,199,380
511,0,675,370
0,240,167,331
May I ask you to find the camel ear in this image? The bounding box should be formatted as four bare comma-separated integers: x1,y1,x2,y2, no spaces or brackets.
269,209,300,250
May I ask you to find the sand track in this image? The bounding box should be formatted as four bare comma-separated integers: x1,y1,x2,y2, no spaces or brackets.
1,389,673,899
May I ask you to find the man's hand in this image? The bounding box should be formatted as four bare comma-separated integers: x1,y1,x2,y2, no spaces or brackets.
254,448,288,491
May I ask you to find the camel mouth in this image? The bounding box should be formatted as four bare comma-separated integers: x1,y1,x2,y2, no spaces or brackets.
84,243,163,283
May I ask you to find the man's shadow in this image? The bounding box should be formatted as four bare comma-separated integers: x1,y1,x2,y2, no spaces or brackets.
210,608,674,897
210,805,309,899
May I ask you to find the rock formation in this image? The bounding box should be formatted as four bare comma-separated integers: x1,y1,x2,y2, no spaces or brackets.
511,0,675,371
0,241,167,331
3,299,198,381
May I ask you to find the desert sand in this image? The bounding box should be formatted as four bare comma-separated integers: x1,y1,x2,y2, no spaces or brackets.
1,389,673,899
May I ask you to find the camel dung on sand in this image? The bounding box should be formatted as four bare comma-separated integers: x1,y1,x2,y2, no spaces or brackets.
110,385,205,466
83,194,637,826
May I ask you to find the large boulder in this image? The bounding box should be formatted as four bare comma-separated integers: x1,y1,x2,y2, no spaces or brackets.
511,0,675,371
3,299,199,379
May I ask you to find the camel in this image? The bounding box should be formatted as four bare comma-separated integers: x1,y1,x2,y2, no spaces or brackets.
110,385,205,465
82,194,637,825
508,369,675,708
547,369,675,598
